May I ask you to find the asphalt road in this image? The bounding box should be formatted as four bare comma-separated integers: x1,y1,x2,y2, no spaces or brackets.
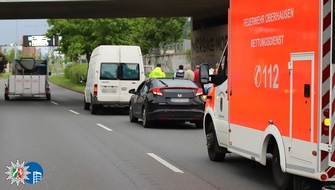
0,80,276,190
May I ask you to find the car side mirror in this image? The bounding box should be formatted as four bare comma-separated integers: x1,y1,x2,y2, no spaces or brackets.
128,89,136,94
80,75,86,83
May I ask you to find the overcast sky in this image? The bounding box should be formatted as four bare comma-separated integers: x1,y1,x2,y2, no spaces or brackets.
0,19,49,45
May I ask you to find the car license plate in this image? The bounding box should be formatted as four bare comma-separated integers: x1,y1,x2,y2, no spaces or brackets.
170,98,189,103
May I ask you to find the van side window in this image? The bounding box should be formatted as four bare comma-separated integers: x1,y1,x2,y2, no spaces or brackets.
122,63,139,80
100,63,118,80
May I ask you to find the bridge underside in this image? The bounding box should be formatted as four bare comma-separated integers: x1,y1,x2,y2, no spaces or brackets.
0,0,229,69
0,0,227,19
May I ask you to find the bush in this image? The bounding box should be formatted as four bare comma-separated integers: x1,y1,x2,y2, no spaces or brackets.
64,63,88,84
72,64,88,84
64,64,73,79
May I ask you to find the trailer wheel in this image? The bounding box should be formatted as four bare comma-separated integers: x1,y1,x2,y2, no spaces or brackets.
90,97,99,115
129,104,138,122
4,93,9,100
84,96,90,110
272,145,292,190
207,122,226,161
46,93,51,100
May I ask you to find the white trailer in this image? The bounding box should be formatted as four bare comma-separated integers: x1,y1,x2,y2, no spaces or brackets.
4,58,51,100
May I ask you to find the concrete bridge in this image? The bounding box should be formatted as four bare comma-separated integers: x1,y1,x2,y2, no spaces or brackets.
0,0,229,68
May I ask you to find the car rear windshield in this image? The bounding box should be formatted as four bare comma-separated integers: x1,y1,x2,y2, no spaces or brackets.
100,63,139,80
154,79,198,88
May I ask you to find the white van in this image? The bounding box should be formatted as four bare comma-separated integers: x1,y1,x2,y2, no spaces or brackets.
82,45,145,114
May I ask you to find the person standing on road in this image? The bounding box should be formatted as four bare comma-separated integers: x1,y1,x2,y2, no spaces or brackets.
149,63,166,78
174,65,185,78
184,64,195,81
193,64,200,86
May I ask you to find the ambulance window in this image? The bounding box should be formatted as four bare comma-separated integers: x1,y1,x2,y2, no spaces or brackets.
213,48,228,86
100,63,118,80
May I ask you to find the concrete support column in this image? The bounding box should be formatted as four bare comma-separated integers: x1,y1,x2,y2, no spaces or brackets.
191,15,228,69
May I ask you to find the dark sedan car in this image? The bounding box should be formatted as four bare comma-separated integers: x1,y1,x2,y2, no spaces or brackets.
128,78,205,128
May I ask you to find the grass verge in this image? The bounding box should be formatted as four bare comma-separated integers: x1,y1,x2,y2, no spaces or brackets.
0,73,9,80
49,75,85,93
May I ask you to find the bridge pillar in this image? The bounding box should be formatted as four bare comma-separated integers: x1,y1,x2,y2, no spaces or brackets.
191,15,227,69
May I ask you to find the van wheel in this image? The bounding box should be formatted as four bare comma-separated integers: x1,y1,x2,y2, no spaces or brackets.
84,97,90,110
129,104,138,122
142,106,151,128
207,122,226,161
272,145,292,190
90,97,99,115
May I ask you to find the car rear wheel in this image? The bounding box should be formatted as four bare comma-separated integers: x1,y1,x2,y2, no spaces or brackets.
129,104,138,122
207,122,226,161
142,106,151,128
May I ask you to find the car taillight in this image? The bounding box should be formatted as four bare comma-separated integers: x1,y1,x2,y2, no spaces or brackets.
151,88,163,96
196,88,203,96
94,84,98,96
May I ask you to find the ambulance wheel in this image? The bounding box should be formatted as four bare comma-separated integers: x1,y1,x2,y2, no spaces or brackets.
46,93,51,100
207,122,226,161
272,145,292,190
129,104,138,122
4,93,9,100
142,106,151,128
90,97,99,115
84,97,90,110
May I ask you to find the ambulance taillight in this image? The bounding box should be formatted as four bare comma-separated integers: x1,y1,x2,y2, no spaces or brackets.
322,108,330,136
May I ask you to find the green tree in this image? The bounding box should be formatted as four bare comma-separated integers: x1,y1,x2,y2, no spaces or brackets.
3,48,22,62
182,18,191,39
47,17,187,60
47,18,136,62
137,17,188,54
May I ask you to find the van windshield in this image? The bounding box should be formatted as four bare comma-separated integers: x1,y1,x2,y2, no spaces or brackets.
100,63,140,80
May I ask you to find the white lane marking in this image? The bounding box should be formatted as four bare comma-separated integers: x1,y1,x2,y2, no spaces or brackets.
147,153,184,173
51,101,58,105
97,123,113,132
69,110,80,115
